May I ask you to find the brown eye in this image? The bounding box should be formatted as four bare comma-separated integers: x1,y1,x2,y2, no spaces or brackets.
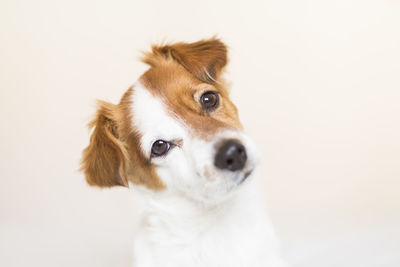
200,91,219,112
151,140,170,157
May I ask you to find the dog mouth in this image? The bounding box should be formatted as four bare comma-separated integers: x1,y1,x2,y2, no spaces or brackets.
238,170,253,185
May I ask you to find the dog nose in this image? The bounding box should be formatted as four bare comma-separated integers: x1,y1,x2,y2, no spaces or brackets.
214,140,247,171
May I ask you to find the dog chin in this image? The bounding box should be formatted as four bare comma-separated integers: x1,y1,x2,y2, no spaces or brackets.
198,170,256,206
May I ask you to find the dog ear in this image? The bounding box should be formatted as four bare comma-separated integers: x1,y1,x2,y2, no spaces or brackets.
81,101,129,187
145,38,228,84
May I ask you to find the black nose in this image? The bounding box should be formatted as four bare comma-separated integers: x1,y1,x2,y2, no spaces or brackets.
214,140,247,171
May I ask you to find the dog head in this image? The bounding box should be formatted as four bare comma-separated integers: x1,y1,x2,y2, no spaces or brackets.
81,38,259,204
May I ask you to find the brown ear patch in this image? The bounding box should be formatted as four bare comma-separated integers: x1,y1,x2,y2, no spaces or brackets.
80,101,129,187
142,38,228,84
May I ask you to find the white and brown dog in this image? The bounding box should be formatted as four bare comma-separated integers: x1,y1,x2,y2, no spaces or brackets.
81,38,287,267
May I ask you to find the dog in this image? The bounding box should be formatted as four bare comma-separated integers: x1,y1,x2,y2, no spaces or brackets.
81,38,287,267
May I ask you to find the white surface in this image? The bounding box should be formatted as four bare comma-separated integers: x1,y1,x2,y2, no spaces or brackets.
282,221,400,267
1,211,399,266
1,0,399,266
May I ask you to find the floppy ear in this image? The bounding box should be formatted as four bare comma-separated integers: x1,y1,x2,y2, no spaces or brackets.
145,38,228,84
80,101,129,187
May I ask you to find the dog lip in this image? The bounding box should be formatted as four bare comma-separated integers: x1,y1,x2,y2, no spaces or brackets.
239,170,253,184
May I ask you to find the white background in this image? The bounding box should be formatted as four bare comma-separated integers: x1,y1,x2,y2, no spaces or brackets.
1,0,399,266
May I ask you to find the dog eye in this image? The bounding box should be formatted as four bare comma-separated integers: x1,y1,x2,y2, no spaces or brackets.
200,91,219,112
151,140,171,157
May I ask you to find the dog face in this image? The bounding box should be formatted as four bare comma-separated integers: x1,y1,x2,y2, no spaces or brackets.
81,38,259,204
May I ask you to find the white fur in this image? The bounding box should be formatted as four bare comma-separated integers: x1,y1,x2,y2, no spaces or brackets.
130,82,287,267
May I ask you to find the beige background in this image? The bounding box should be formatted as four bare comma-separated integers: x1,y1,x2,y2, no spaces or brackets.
1,0,399,266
